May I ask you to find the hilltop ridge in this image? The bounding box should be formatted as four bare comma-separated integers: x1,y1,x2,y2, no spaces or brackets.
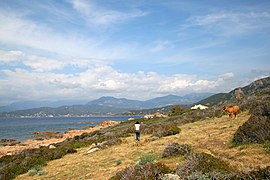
198,76,270,106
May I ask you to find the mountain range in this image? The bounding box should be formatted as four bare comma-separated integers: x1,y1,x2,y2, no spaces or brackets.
198,76,270,106
1,76,269,117
87,93,213,109
0,93,212,116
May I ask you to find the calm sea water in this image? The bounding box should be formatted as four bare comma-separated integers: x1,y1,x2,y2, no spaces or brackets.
0,116,138,142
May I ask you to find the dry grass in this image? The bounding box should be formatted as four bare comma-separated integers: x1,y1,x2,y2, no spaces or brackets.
16,111,270,180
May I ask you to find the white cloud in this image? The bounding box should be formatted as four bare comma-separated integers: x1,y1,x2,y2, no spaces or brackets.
0,2,269,106
70,0,147,27
0,50,25,64
0,60,266,105
0,9,144,65
149,40,174,53
186,11,270,36
219,72,234,80
24,56,65,72
0,11,126,60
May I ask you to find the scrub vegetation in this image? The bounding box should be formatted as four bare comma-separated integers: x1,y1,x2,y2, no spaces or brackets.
0,87,269,179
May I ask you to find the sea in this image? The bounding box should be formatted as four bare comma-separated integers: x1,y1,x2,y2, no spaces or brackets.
0,116,140,142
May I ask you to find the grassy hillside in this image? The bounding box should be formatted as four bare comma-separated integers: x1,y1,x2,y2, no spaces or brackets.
16,111,270,179
198,76,270,106
0,83,268,179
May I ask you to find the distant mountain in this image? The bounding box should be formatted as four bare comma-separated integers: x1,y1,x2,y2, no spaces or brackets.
143,93,213,108
0,100,89,113
0,104,130,117
198,76,270,106
0,93,212,117
87,96,143,109
87,93,213,109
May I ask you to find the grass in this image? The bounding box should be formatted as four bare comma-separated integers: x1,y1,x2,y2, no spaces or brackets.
16,111,270,180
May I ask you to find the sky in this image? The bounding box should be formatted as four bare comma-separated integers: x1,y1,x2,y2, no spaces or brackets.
0,0,270,106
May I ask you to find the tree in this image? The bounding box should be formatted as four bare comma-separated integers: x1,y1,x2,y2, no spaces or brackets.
169,105,183,116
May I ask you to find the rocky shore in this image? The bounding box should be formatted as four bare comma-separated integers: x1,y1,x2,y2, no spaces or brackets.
0,120,120,158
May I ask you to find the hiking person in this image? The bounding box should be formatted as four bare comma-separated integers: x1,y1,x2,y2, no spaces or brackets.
134,121,141,141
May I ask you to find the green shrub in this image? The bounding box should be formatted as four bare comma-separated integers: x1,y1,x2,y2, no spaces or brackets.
169,105,185,116
27,169,38,176
176,153,233,178
0,144,78,179
162,143,192,158
151,125,181,138
115,159,122,166
110,162,171,180
232,166,270,179
263,141,270,154
232,99,270,145
27,165,47,176
37,170,48,176
138,154,158,165
186,171,233,180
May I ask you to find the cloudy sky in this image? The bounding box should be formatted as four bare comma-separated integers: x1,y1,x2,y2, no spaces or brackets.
0,0,270,106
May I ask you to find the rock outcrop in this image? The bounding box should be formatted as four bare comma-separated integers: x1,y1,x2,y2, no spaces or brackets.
0,120,120,158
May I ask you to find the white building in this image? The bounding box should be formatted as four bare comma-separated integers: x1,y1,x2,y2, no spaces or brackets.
191,104,208,110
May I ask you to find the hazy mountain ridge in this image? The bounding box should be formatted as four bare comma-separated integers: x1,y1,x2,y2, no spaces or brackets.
87,93,213,110
0,100,89,113
0,93,212,117
198,76,270,106
1,76,269,117
87,96,143,109
0,105,129,117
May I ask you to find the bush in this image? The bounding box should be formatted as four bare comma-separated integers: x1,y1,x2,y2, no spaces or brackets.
0,142,77,179
169,105,185,116
263,141,270,154
115,159,122,166
151,125,181,138
232,166,270,179
111,162,171,180
138,154,158,165
27,169,38,176
162,143,192,158
186,171,233,180
27,165,47,176
233,98,270,145
176,153,233,178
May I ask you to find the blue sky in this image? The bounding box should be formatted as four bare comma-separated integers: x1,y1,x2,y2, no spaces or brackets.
0,0,270,106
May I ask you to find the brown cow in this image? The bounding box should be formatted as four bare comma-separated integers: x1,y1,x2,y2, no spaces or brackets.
223,105,239,119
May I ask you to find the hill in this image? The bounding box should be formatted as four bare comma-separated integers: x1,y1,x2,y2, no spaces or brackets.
87,96,143,109
1,80,269,179
0,100,89,113
0,104,130,117
15,111,270,179
0,93,212,117
198,76,270,106
87,93,213,109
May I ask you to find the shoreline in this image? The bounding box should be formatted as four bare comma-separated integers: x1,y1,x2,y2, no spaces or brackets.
0,120,120,158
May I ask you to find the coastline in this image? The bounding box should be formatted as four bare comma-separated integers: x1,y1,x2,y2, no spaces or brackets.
0,120,120,158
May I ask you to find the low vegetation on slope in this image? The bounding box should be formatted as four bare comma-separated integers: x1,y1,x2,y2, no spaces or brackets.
1,86,269,179
233,95,270,145
12,110,270,180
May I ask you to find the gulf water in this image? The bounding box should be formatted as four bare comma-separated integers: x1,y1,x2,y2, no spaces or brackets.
0,116,138,142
